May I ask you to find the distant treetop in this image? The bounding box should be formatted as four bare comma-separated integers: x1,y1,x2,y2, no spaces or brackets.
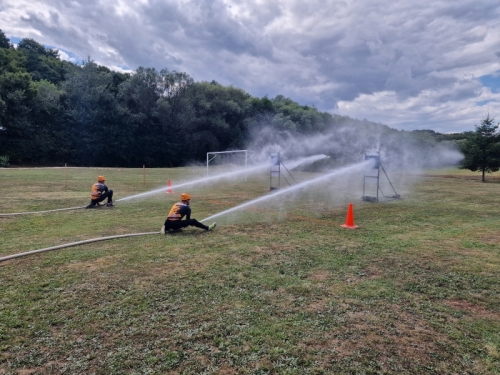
0,29,12,49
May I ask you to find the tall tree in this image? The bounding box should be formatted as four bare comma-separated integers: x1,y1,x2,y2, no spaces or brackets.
62,59,120,165
460,114,500,181
17,38,63,83
154,69,195,133
30,80,72,164
117,67,164,166
0,29,12,49
152,70,196,166
0,72,37,163
189,82,251,159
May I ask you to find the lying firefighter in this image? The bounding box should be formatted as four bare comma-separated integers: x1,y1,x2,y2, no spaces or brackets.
86,175,114,208
161,192,216,233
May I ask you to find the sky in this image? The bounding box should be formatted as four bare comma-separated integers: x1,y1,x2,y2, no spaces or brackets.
1,0,500,133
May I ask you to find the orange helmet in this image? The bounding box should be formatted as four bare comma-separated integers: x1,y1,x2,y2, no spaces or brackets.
97,176,106,182
180,192,191,201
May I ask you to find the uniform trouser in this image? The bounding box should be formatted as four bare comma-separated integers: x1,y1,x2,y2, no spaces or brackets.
164,218,209,231
91,190,113,205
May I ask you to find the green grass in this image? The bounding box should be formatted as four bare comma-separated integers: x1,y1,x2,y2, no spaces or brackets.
1,166,499,374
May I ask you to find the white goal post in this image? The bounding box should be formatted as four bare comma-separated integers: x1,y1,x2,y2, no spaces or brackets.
206,150,249,180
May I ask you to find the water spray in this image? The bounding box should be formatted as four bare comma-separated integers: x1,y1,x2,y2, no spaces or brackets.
116,162,270,202
116,154,329,203
201,160,370,223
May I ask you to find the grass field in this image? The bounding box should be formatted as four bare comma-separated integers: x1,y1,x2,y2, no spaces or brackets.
0,165,499,374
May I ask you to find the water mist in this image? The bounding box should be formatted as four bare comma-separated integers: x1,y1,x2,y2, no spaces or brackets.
201,159,371,223
117,154,329,202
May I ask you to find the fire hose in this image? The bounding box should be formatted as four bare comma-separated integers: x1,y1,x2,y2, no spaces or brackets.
0,206,86,216
0,232,160,262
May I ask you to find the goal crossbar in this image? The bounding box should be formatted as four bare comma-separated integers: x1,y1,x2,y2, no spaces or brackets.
206,150,249,180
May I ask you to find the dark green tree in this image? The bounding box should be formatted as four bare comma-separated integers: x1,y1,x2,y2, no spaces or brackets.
17,38,59,58
152,70,196,166
271,95,327,132
460,114,500,181
17,38,64,83
154,70,195,132
189,82,251,160
0,72,38,163
62,59,131,166
117,67,169,166
0,47,25,74
30,80,73,164
0,29,12,49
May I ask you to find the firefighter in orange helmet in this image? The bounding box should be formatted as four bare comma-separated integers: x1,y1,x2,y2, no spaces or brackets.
161,192,216,233
86,176,114,208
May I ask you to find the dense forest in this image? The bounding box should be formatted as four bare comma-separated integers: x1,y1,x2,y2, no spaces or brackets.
0,30,466,169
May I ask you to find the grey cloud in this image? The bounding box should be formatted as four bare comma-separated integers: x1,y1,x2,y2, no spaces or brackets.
1,0,500,132
434,77,483,103
21,10,94,60
434,1,500,22
144,1,264,57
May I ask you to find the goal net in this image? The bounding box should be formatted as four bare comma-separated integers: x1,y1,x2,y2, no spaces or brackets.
206,150,249,179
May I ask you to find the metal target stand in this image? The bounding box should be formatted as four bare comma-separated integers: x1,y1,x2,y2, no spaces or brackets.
362,153,401,202
270,152,297,190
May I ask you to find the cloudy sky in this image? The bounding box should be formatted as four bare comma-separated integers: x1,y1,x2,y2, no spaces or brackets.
1,0,500,133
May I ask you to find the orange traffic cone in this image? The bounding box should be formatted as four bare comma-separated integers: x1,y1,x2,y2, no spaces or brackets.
340,203,359,229
166,179,173,194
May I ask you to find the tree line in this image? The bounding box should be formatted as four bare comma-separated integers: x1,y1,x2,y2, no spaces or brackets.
0,30,478,171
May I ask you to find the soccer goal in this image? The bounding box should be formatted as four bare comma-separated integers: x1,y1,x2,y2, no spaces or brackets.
206,150,250,180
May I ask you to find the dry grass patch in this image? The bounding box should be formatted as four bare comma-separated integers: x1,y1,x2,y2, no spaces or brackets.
445,299,500,320
63,254,124,272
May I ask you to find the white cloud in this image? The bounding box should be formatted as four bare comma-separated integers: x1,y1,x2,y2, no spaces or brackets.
338,85,500,133
1,0,499,132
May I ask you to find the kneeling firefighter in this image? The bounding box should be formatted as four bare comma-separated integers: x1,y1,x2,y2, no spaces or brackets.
86,176,114,208
161,192,216,233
